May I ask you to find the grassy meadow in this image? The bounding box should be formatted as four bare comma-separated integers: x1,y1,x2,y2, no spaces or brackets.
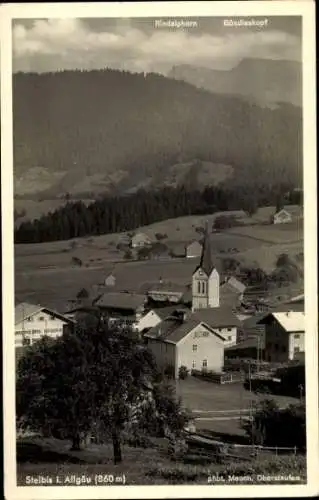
15,206,303,311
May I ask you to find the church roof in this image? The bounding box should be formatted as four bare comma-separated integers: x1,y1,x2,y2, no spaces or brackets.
197,223,216,276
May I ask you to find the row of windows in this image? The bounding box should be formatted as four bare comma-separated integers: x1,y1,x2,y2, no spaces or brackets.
192,360,207,368
44,328,63,334
197,281,207,295
16,329,41,335
26,315,56,322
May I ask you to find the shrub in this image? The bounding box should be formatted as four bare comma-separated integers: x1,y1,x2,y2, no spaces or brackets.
71,256,82,267
164,364,175,379
242,399,306,450
213,215,239,231
178,366,189,380
123,249,133,260
155,232,167,241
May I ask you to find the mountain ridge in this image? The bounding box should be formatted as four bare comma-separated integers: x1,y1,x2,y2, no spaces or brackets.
13,67,302,199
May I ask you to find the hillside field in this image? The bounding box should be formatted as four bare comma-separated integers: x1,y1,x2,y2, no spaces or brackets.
15,208,303,311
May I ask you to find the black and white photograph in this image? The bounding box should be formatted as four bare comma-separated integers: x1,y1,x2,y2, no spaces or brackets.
1,1,318,498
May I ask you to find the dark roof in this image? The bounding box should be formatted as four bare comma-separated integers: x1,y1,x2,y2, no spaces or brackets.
242,313,268,329
154,305,190,320
139,281,187,295
15,302,75,325
199,224,216,276
145,315,225,344
225,337,261,351
95,292,146,311
270,302,304,314
191,307,242,328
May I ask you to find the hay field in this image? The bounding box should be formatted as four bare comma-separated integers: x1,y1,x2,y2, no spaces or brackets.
15,208,304,311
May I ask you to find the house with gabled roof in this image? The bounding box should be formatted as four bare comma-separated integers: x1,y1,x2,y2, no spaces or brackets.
144,310,227,378
258,309,305,362
186,240,203,259
15,302,74,348
94,291,147,327
136,305,190,333
271,208,293,225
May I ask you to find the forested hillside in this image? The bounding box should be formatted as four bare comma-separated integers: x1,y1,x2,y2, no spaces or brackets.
15,183,299,244
13,69,302,198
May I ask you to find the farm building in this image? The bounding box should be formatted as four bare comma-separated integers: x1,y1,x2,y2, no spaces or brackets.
104,273,116,287
258,310,305,362
131,232,152,248
15,302,74,348
146,282,188,305
186,240,203,259
169,242,186,258
144,309,226,378
271,208,293,225
94,292,147,326
220,276,246,307
241,313,266,344
225,336,265,361
136,305,189,333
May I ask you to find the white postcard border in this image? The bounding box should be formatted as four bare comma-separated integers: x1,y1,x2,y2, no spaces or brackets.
1,2,318,499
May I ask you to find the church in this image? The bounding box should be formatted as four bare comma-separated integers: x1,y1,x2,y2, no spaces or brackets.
142,225,242,378
191,223,220,311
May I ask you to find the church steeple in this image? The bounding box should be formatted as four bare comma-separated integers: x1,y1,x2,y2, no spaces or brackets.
199,221,216,276
191,220,219,311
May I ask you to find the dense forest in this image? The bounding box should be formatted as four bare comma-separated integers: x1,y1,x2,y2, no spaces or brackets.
13,69,302,198
14,183,301,244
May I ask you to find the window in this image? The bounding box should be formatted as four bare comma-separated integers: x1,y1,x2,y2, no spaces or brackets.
282,346,286,353
201,282,206,294
192,344,198,352
202,359,207,368
294,334,300,339
227,328,232,332
39,316,45,321
22,338,31,346
227,336,232,341
274,343,279,351
192,360,196,369
294,347,300,353
197,281,201,294
26,317,32,322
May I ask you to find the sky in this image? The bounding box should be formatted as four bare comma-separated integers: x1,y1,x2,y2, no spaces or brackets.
12,16,302,74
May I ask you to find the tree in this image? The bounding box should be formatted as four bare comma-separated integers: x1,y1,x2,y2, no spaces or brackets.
242,399,306,450
76,287,89,299
276,253,291,268
123,249,133,260
16,317,187,463
242,197,258,217
137,247,150,260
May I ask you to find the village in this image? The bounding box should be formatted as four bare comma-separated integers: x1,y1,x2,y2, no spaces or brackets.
15,205,305,440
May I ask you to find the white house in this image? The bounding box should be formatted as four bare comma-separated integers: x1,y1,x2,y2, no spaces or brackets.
258,310,305,362
186,240,203,259
144,314,226,378
272,209,293,225
131,232,152,248
104,273,116,287
136,306,188,333
15,302,73,348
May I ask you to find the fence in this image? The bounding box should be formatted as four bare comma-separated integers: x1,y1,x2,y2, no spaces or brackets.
191,369,245,384
185,431,299,457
